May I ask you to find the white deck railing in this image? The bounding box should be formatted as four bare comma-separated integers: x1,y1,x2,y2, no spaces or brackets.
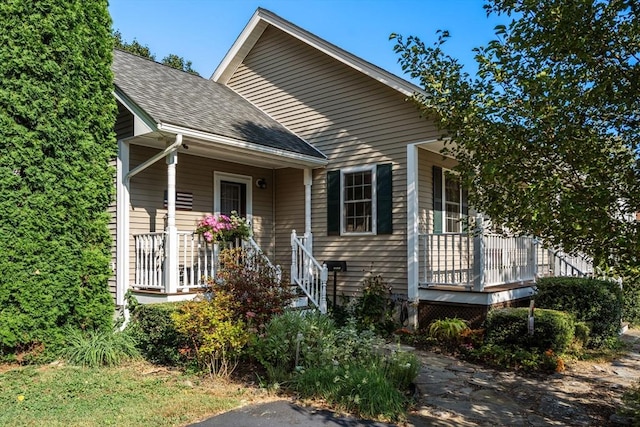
419,233,592,290
291,230,327,313
133,232,277,293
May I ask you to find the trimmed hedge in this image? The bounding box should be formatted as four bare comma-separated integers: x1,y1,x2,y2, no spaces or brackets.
485,307,575,353
126,302,187,366
0,0,116,355
536,277,622,348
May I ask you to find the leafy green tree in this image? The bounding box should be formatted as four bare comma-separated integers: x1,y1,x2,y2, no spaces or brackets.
113,30,154,60
113,30,200,76
161,53,199,76
392,0,639,269
0,0,116,355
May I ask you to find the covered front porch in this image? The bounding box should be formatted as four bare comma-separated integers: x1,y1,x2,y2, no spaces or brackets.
115,131,328,307
406,141,593,327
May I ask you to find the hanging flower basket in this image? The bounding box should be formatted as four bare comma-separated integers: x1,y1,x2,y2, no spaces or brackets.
195,211,252,243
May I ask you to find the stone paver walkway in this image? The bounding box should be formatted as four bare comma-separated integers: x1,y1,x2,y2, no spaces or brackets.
406,329,640,426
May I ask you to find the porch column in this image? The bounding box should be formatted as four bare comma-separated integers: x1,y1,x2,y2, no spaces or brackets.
406,144,419,329
473,213,486,292
303,168,313,253
164,147,179,294
116,139,130,306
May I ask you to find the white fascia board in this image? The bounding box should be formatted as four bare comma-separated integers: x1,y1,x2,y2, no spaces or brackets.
211,11,267,82
212,8,425,99
113,90,157,136
156,123,328,168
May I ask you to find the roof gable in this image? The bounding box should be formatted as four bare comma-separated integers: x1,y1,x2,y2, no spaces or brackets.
112,49,325,160
212,8,424,98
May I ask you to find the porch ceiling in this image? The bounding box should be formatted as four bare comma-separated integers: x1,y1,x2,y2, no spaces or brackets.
128,131,325,169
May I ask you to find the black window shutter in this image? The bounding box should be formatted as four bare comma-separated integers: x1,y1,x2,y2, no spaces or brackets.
433,166,443,234
461,187,468,216
327,170,340,235
376,163,393,234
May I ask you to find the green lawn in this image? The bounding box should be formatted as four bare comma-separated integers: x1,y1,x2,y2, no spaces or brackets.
0,361,271,426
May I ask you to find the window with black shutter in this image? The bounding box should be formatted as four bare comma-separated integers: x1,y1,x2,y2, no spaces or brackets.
326,163,392,235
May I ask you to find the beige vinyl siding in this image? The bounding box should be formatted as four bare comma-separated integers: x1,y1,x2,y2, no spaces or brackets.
127,145,275,285
274,168,305,272
417,148,458,234
416,149,469,280
115,102,134,140
228,26,439,298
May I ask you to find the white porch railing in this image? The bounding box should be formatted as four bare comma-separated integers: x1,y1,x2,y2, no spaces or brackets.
291,230,328,313
419,232,592,290
133,232,278,292
133,232,164,290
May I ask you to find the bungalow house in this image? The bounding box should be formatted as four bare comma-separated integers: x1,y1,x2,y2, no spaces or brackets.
111,8,591,328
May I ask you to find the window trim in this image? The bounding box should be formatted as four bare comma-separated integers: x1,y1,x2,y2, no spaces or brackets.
213,171,252,223
440,168,464,233
340,165,377,235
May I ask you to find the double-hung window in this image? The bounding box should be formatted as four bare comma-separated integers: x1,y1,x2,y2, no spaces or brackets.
433,166,467,233
342,166,375,234
326,164,393,236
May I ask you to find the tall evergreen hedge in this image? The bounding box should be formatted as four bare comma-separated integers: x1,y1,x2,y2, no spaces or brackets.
0,1,116,355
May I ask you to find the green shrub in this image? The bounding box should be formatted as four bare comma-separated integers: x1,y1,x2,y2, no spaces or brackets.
172,290,250,377
485,307,575,353
353,273,398,334
621,270,640,326
536,277,622,348
62,328,139,368
253,311,419,421
0,0,116,357
470,343,564,372
126,301,187,366
250,311,383,383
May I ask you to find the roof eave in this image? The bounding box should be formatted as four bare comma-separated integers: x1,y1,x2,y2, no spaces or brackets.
114,87,159,136
157,122,328,168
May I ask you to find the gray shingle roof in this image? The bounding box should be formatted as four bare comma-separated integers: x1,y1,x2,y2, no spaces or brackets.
112,49,325,159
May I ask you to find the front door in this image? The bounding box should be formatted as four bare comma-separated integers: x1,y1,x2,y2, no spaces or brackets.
214,172,252,221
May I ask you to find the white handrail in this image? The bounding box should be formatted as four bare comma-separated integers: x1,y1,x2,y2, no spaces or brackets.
291,230,327,313
246,237,282,282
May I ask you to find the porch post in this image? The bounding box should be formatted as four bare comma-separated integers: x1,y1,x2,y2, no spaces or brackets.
406,144,419,329
116,139,130,306
473,214,486,291
303,168,313,253
164,141,179,294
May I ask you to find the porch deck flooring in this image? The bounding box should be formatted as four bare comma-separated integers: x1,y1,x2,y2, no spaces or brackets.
423,281,535,293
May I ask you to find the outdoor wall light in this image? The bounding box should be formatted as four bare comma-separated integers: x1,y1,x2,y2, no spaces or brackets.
256,178,267,189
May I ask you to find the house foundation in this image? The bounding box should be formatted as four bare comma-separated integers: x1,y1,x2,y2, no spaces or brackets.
417,284,536,329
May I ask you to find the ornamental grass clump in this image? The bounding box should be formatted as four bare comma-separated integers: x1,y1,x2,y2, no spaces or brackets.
62,327,139,368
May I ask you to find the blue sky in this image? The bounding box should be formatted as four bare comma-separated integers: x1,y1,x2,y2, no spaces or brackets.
109,0,509,79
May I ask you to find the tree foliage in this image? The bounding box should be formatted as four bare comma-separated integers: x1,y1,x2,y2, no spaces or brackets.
392,0,640,268
0,0,116,354
113,30,200,76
